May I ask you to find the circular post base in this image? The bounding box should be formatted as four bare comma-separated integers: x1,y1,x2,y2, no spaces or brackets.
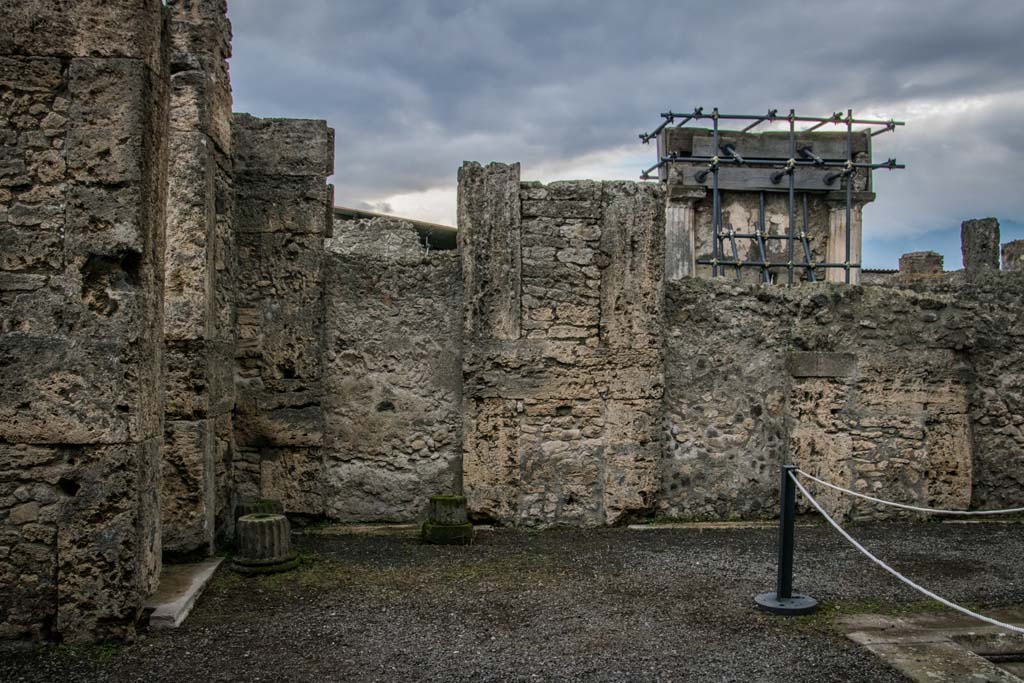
754,592,818,616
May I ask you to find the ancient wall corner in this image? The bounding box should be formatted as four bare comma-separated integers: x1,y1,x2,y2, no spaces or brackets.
161,0,236,558
0,0,171,643
231,114,335,518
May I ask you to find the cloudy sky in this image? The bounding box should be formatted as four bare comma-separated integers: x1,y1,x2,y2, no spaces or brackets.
228,1,1024,268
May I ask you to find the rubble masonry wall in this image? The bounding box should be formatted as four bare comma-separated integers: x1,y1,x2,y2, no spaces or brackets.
323,217,463,521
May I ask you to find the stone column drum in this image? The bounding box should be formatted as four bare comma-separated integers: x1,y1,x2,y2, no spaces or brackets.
422,495,474,545
232,513,299,574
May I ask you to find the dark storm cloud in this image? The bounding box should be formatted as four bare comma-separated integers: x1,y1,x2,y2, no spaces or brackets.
228,0,1024,239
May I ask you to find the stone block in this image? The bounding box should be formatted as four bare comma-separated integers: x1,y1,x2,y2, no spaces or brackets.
232,114,334,177
1002,240,1024,273
0,226,63,272
168,68,232,155
56,439,161,643
66,126,144,185
463,399,520,523
458,161,522,341
0,1,164,71
164,131,216,341
65,184,146,256
234,173,332,235
165,340,234,419
68,58,147,132
235,231,324,381
0,335,146,445
898,251,944,283
426,494,469,525
258,447,325,516
161,419,215,557
235,395,324,448
0,56,64,92
599,181,665,349
961,217,1000,275
788,352,858,378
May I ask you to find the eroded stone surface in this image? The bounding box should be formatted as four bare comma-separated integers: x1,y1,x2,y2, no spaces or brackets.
1,0,167,644
460,172,666,526
961,217,1000,277
324,217,463,522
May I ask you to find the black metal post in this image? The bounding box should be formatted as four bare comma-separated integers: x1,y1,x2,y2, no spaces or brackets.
755,464,818,615
711,108,721,278
845,109,853,284
776,464,797,598
786,111,796,286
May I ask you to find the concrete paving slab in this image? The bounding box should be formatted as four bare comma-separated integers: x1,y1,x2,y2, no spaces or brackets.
841,610,1024,682
862,640,1022,682
144,557,224,629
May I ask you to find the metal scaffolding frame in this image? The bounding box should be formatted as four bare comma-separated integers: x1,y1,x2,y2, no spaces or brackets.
640,108,905,284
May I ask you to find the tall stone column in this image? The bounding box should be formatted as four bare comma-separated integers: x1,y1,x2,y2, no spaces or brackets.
232,115,334,517
0,0,168,642
664,188,705,281
457,162,521,520
824,192,873,284
457,162,522,341
161,0,235,558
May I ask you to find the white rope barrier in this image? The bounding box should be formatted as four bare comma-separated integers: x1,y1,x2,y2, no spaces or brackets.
790,472,1024,635
794,469,1024,516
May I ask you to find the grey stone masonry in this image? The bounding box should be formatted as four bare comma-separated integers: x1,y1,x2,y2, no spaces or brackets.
459,163,667,527
231,114,334,517
961,217,1000,276
0,0,169,643
1002,240,1024,273
323,217,463,522
161,0,236,558
898,251,944,283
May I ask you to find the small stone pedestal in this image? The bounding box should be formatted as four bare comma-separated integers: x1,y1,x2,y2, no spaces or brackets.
421,495,474,545
234,498,284,521
232,513,299,575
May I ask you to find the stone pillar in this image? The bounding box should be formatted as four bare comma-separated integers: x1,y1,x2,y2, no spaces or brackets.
161,0,235,558
0,0,168,642
457,162,522,341
961,217,1000,277
897,251,944,284
232,115,334,517
824,196,868,284
664,189,705,281
1003,240,1024,273
459,165,665,527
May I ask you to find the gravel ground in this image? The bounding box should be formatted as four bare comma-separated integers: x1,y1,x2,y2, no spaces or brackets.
3,520,1023,682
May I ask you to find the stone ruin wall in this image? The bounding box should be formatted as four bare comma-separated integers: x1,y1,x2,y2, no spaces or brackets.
458,163,666,526
323,218,463,521
0,1,168,641
3,0,1024,647
662,280,976,521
